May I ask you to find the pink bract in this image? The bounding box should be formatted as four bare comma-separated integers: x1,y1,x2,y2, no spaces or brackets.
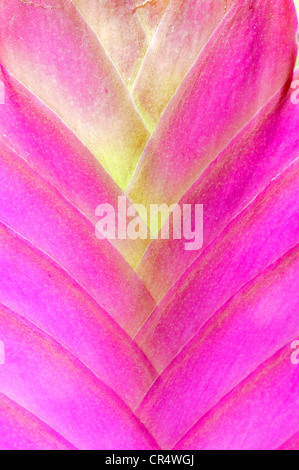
0,0,298,450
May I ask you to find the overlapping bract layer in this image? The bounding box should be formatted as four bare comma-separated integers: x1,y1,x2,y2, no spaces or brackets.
0,0,298,450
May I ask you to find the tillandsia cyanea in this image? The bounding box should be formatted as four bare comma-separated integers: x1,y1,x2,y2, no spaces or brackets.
0,0,298,451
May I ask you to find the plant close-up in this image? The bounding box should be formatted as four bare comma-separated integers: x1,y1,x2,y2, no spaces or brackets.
0,0,299,451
